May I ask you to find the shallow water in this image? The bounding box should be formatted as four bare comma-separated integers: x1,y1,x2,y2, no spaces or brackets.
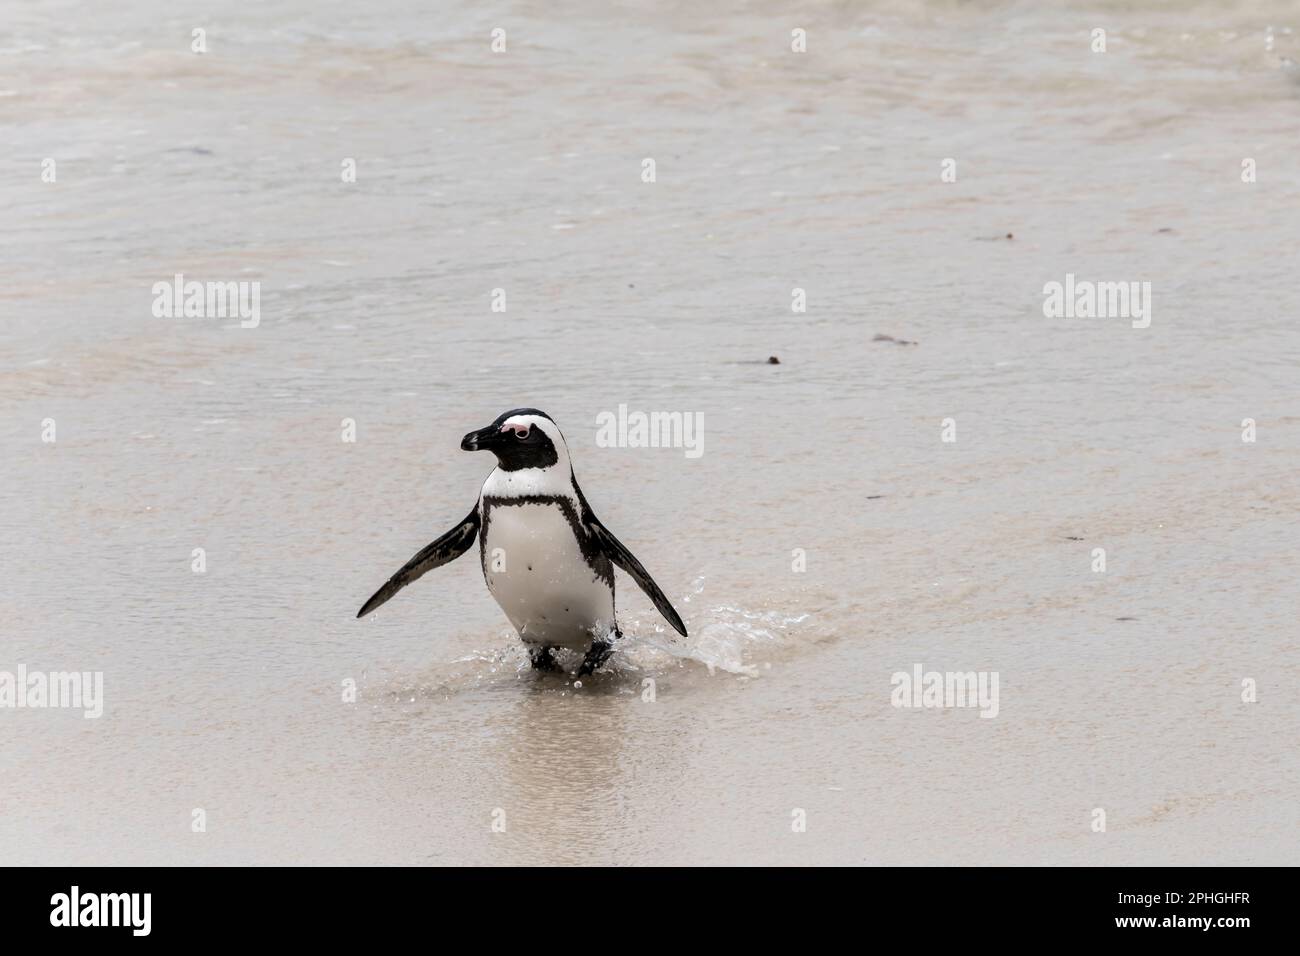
2,0,1298,865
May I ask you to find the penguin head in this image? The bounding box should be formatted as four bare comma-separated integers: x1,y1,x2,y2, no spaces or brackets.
461,408,568,472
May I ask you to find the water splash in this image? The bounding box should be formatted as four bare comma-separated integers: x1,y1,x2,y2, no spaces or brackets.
366,600,814,703
613,604,812,677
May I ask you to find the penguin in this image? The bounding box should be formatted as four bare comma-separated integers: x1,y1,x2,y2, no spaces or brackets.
357,408,688,675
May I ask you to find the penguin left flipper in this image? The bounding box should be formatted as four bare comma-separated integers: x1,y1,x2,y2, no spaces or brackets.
585,517,688,638
356,508,480,618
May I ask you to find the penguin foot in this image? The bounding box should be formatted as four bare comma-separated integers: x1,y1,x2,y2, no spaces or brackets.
577,639,613,677
529,646,560,672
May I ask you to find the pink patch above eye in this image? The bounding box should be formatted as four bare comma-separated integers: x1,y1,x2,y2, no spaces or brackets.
501,423,530,437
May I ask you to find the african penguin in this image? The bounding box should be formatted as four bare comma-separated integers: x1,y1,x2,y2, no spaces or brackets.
357,408,688,675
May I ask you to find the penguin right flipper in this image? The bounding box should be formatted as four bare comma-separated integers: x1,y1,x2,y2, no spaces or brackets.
357,508,479,618
585,519,688,638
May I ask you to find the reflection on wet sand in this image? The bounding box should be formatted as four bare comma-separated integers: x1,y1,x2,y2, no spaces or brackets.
493,675,633,865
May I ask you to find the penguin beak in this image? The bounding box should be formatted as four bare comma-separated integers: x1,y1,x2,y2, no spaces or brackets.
460,425,498,452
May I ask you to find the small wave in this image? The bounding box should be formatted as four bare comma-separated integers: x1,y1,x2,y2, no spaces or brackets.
616,604,812,677
365,602,814,703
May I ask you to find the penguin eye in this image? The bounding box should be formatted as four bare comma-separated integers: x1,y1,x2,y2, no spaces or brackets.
515,426,530,440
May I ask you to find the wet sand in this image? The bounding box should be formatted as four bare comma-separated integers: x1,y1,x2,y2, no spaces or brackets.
2,1,1298,864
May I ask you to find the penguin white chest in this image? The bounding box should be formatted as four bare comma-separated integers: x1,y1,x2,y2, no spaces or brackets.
481,501,614,649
